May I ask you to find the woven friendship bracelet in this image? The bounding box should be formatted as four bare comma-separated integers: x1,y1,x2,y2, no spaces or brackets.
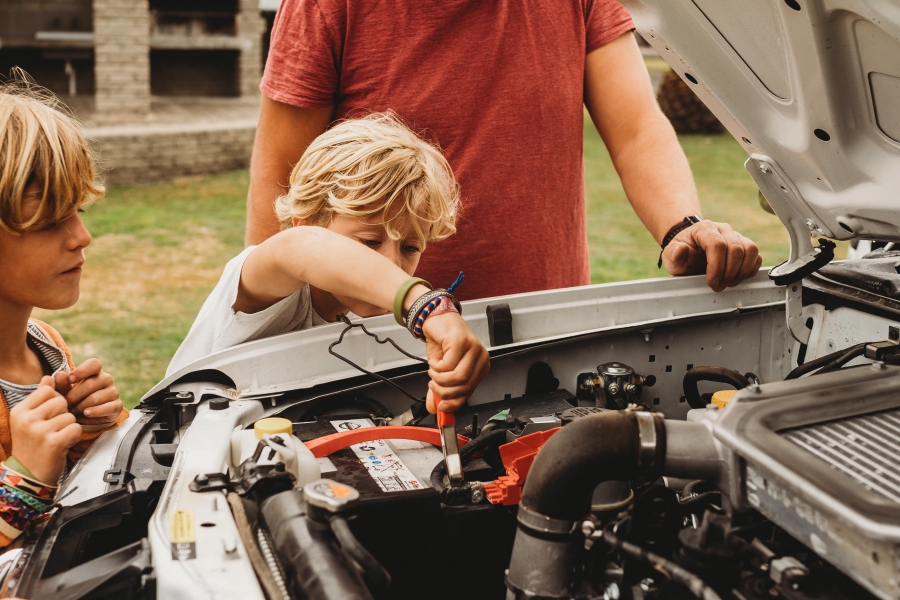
0,462,58,500
0,485,45,533
0,483,53,513
406,289,462,340
412,297,460,339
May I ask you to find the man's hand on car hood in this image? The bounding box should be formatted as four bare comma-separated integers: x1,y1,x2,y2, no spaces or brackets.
661,220,762,292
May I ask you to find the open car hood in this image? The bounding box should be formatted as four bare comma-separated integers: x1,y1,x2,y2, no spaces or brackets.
622,0,900,257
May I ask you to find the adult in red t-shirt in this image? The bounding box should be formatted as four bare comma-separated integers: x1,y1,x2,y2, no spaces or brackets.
248,0,761,301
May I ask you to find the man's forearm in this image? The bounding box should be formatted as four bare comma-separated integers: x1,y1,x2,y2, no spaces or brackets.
245,177,287,246
245,97,333,246
610,110,702,244
584,36,701,245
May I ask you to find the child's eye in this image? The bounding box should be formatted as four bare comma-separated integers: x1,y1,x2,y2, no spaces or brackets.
402,244,421,254
41,220,61,231
360,238,382,249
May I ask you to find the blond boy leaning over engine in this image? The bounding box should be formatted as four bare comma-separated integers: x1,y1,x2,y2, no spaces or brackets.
168,113,490,413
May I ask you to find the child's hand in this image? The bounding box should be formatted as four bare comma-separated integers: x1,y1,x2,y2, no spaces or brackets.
423,312,490,413
54,359,123,427
9,376,82,483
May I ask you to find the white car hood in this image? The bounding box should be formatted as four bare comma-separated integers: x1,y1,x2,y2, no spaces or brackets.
622,0,900,251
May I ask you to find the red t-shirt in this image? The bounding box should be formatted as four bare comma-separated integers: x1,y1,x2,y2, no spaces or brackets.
261,0,634,300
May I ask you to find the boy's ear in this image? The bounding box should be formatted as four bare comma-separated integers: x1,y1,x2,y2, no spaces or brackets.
291,216,304,227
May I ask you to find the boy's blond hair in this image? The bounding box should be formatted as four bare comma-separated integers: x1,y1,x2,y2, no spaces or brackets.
0,71,103,235
275,112,459,250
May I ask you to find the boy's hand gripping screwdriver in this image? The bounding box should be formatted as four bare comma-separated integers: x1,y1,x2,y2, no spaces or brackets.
435,396,464,485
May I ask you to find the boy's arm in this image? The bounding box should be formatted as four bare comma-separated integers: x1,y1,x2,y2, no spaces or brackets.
236,226,428,316
1,378,83,547
238,226,490,410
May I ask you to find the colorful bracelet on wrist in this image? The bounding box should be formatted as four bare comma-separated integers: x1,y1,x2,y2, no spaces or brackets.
413,296,460,339
0,462,58,501
406,289,462,340
393,277,432,327
0,483,53,538
3,484,53,512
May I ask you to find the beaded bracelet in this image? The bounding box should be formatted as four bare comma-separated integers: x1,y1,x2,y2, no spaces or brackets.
0,485,45,534
1,483,53,513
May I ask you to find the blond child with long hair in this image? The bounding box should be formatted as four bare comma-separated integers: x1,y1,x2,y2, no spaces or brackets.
0,74,127,548
169,113,489,412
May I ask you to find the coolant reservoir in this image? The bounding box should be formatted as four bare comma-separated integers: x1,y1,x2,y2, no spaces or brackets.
686,389,738,422
230,417,320,488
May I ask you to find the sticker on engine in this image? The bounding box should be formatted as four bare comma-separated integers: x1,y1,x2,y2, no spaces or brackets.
170,509,196,560
330,419,425,493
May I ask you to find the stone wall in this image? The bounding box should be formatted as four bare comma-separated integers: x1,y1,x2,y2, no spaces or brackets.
87,121,256,183
93,0,150,117
238,0,264,97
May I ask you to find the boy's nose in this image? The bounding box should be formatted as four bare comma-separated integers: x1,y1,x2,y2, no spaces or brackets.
68,213,92,249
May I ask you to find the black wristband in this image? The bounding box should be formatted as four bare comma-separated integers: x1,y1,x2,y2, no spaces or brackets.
658,216,703,268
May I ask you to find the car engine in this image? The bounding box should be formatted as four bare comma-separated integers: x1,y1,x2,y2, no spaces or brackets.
4,279,900,600
4,0,900,596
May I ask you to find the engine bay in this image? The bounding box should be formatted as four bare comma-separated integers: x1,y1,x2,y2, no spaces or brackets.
6,267,900,600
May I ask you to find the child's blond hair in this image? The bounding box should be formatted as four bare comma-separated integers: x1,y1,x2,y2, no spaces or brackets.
0,70,103,235
274,112,459,251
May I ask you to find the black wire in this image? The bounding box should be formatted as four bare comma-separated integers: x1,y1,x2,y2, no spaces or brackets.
785,342,868,380
328,314,428,404
601,527,722,600
329,514,392,589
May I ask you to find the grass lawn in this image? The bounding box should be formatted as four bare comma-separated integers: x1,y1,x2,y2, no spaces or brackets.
36,117,806,408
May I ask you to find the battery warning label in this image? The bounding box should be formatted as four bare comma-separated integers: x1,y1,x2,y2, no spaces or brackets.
330,419,424,493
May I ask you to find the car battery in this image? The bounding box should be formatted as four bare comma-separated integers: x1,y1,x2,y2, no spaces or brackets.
288,388,577,600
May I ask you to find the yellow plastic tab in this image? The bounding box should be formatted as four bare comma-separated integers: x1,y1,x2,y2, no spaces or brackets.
254,417,293,440
170,510,195,543
711,389,737,409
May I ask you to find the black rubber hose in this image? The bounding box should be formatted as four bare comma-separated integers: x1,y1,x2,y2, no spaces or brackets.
520,411,665,522
810,345,868,376
260,490,373,600
785,342,868,380
681,480,716,497
297,394,393,421
430,428,509,503
810,344,868,375
601,528,722,600
683,367,750,409
329,515,391,590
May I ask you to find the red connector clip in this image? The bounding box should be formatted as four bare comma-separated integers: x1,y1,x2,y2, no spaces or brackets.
483,428,560,506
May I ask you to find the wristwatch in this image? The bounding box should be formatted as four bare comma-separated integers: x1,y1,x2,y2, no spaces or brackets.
658,216,703,268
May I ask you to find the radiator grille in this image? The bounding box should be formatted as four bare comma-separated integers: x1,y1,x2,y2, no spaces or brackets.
782,408,900,504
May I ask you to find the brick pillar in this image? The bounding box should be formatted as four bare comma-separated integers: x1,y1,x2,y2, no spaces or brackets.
93,0,150,117
238,0,264,97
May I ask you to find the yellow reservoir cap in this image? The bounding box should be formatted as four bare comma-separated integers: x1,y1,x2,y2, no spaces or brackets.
254,417,293,440
711,389,737,409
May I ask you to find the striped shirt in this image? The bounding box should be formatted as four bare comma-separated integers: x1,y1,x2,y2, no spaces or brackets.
0,322,69,410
